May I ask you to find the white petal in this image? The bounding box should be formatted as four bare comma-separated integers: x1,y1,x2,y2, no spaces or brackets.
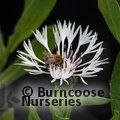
33,29,51,53
60,79,63,86
81,77,88,85
51,78,57,83
63,79,69,85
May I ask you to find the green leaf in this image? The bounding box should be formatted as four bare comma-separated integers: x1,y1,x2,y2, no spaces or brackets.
0,26,55,87
0,108,14,120
50,96,109,120
110,52,120,113
28,106,41,120
50,105,71,120
7,0,56,53
111,110,120,120
0,28,7,71
0,59,26,86
50,87,71,120
80,96,110,106
118,0,120,5
98,0,120,43
0,28,6,59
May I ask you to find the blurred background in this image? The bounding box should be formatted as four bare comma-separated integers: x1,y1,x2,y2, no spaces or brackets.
0,0,120,120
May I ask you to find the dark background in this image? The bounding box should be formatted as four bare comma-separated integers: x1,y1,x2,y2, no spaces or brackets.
0,0,120,120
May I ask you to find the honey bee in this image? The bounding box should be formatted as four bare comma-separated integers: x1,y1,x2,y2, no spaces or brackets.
44,52,63,66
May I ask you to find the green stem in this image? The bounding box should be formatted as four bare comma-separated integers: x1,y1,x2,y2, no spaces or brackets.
51,77,77,120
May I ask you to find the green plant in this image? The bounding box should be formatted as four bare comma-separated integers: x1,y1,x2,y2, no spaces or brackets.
98,0,120,119
0,0,56,86
0,0,114,120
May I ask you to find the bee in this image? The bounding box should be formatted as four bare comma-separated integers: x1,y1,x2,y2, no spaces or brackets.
44,52,63,66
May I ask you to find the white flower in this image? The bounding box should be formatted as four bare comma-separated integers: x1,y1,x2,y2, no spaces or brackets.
17,20,108,86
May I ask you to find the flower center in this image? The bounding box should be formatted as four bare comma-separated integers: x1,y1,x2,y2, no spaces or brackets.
43,52,63,67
